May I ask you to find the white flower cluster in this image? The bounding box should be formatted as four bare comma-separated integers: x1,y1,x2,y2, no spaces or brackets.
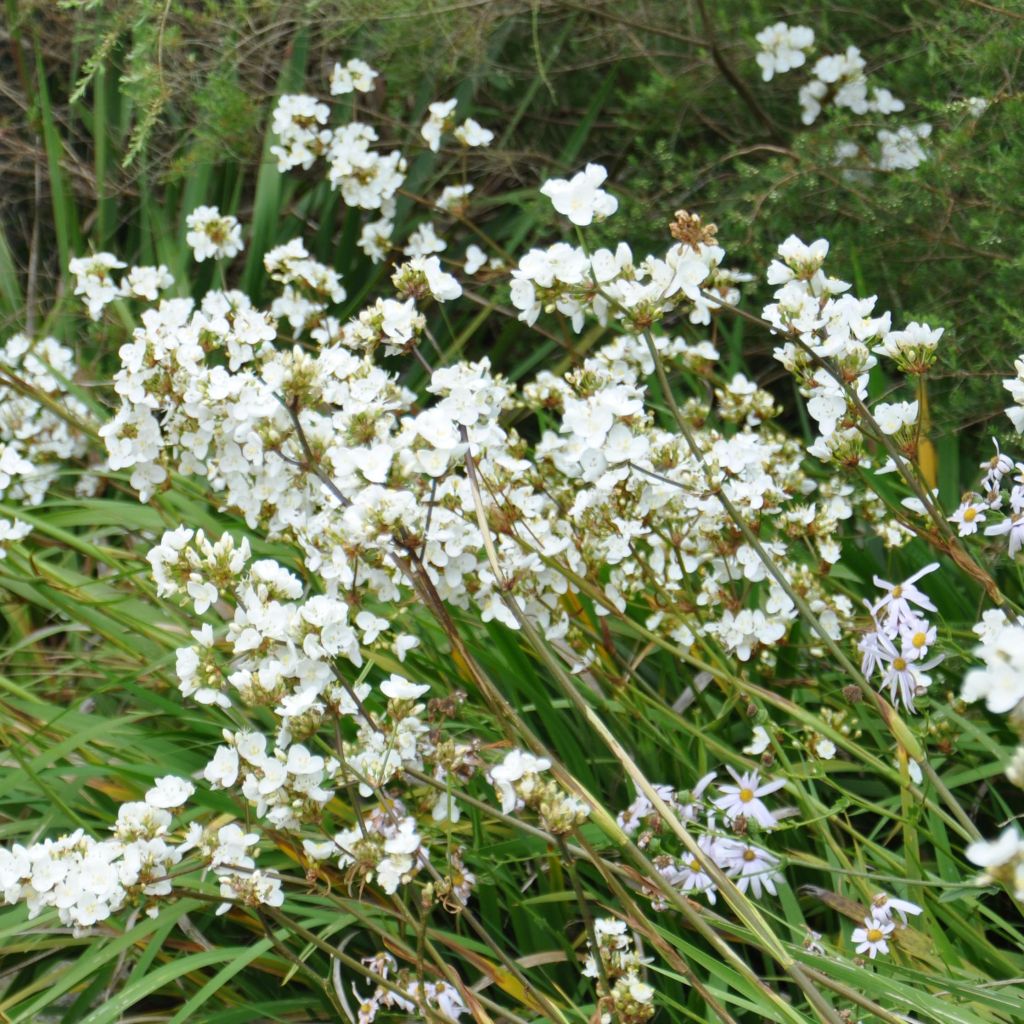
950,442,1024,556
875,320,944,376
858,563,942,712
961,608,1024,800
798,46,906,126
351,952,469,1023
0,785,186,930
421,97,494,152
850,891,922,960
265,238,347,331
754,22,815,82
584,918,656,1024
764,233,938,541
1002,358,1024,435
69,253,174,319
0,775,285,929
966,827,1024,901
270,70,493,267
755,23,931,173
329,57,378,96
22,58,1012,991
617,768,788,907
0,333,94,504
185,206,244,263
963,615,1024,716
488,749,589,834
876,123,933,171
511,216,737,334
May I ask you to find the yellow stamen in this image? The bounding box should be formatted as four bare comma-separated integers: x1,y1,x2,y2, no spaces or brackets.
866,929,883,942
739,788,754,802
893,657,907,671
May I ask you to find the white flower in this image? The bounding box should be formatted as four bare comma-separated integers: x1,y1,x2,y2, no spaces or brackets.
285,744,325,775
144,775,195,809
723,842,783,898
743,725,771,755
950,500,987,536
962,623,1024,713
185,206,244,263
204,746,239,788
453,118,494,147
755,22,815,81
421,98,457,152
540,163,618,227
436,184,473,213
873,400,918,435
489,749,551,814
813,737,836,760
0,517,31,556
381,674,429,700
464,244,488,274
870,891,922,923
851,915,894,959
69,252,127,320
870,563,939,630
712,768,786,829
330,59,378,95
966,827,1024,869
403,223,446,258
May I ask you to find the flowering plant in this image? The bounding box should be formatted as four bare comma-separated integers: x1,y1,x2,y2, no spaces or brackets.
1,21,1023,1024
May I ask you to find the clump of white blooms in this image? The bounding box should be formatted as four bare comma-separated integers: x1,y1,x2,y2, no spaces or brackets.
962,617,1024,716
350,953,469,1023
0,774,287,930
756,24,931,174
488,749,589,833
0,333,95,503
877,123,933,171
755,22,815,81
185,206,244,263
69,253,174,320
540,163,619,227
329,57,378,95
858,564,942,712
851,890,922,960
617,768,787,907
584,918,656,1024
966,827,1024,900
948,441,1024,557
4,36,1024,1017
1002,358,1024,433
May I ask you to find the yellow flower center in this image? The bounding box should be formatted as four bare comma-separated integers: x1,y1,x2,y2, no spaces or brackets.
866,929,883,943
912,632,927,648
891,586,903,598
742,849,757,862
689,859,702,872
893,657,907,671
739,788,754,802
964,507,977,522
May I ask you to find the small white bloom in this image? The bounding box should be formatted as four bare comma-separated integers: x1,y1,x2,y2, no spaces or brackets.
540,163,618,227
851,915,894,959
145,775,195,809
